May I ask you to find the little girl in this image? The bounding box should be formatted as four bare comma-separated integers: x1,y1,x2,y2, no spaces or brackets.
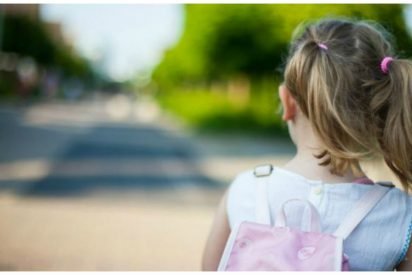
202,18,412,271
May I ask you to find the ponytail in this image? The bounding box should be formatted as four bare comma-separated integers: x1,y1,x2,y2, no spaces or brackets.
284,18,412,189
369,59,412,191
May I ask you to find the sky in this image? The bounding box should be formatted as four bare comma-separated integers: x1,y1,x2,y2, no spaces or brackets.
41,4,184,82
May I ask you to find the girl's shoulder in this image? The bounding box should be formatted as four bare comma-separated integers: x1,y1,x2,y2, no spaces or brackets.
226,166,412,222
228,165,412,197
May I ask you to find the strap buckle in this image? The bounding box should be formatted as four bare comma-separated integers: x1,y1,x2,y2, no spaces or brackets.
253,164,273,177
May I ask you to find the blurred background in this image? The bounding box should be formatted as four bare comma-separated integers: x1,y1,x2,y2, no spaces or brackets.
0,3,411,271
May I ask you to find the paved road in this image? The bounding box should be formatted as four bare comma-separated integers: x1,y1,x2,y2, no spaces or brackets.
0,95,396,271
0,95,295,271
0,101,218,197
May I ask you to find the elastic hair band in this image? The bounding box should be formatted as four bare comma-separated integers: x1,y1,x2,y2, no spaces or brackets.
317,43,328,50
380,56,393,74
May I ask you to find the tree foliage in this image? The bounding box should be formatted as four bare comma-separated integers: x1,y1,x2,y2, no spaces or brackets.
3,15,56,65
152,4,412,90
3,14,93,79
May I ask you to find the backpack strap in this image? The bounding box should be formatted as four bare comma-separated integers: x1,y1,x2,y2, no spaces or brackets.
254,164,273,225
333,185,391,240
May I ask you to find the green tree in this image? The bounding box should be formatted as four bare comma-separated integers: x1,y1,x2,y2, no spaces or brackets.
3,14,94,79
205,5,286,80
3,14,57,65
152,4,412,91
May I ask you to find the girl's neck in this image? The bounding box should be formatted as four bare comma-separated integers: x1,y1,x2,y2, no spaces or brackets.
282,152,366,184
284,113,368,183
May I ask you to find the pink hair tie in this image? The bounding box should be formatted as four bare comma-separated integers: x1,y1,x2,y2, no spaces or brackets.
380,56,393,74
317,43,328,50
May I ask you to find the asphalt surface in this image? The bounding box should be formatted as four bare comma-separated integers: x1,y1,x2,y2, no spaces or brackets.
0,102,220,198
0,96,395,271
0,96,295,271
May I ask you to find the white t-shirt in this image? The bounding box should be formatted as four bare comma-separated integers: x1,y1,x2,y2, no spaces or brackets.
226,166,412,271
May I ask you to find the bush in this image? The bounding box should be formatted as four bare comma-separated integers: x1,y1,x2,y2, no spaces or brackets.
156,85,289,137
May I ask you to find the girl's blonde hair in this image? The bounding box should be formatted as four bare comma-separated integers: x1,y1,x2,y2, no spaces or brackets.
284,18,412,190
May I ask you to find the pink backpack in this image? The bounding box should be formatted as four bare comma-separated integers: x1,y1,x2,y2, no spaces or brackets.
218,165,390,271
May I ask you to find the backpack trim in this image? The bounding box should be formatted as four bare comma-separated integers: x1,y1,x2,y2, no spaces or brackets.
334,237,344,271
217,221,243,271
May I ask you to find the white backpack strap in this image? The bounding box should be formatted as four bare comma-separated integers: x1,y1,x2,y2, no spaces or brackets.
334,185,391,239
254,164,273,225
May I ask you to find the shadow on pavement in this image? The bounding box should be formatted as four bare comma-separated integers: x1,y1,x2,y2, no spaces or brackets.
1,121,223,198
16,175,221,197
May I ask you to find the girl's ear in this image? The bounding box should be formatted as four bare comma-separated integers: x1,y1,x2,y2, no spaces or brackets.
279,84,297,121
